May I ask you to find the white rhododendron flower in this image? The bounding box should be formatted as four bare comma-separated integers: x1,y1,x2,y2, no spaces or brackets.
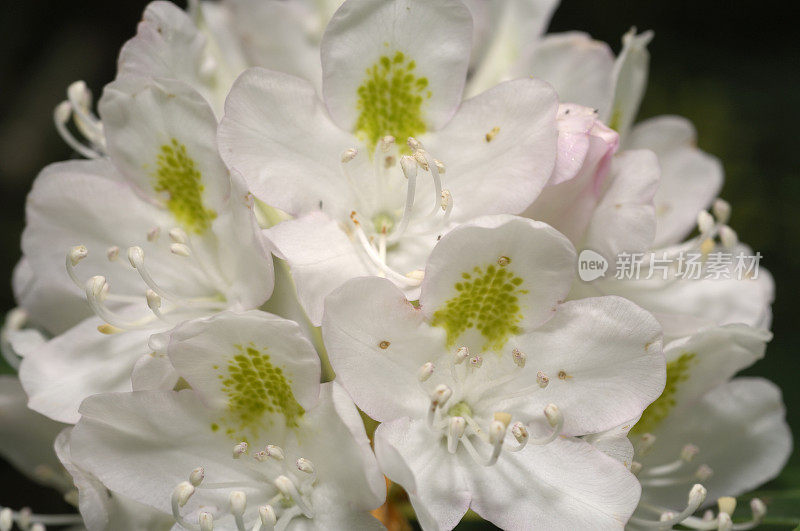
15,76,272,423
0,0,791,530
323,216,666,529
218,0,560,324
67,311,385,530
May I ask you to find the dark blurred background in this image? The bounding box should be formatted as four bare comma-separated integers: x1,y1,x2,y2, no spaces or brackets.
1,0,797,528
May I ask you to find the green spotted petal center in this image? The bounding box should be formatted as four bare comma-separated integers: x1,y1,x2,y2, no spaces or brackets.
431,261,528,351
153,138,216,233
355,51,431,152
632,352,696,435
216,344,305,439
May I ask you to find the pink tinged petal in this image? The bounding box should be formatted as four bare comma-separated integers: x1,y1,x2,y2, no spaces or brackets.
374,418,471,531
639,378,792,510
603,29,653,140
468,437,641,530
583,148,660,260
19,315,156,423
321,0,473,136
419,216,576,351
218,68,353,216
494,296,665,436
267,212,369,326
627,116,723,247
423,79,559,220
322,276,444,422
524,104,619,247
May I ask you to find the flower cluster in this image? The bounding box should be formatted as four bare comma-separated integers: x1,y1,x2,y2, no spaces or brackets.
0,1,790,530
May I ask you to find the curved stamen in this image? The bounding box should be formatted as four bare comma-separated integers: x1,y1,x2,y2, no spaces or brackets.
350,214,422,287
0,507,84,529
66,81,106,150
171,482,201,531
84,277,158,330
388,155,419,242
629,484,707,529
274,476,313,519
53,102,103,159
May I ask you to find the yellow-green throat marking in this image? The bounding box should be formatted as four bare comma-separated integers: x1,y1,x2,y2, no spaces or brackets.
431,260,527,351
215,344,304,439
355,51,431,152
632,352,696,435
153,138,216,233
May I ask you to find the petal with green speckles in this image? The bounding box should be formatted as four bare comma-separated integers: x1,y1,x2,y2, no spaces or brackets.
321,0,472,137
99,76,230,228
420,215,576,351
166,310,321,442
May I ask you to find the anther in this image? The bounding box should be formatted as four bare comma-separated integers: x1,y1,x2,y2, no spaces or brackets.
170,243,191,257
127,246,145,268
630,461,643,475
106,246,119,261
695,464,713,481
681,444,699,462
512,348,526,368
230,491,247,531
434,159,446,174
511,422,529,444
407,137,421,151
146,289,162,311
636,433,656,455
17,509,31,530
188,467,204,487
296,458,315,475
454,346,470,364
718,512,733,531
31,524,45,531
544,404,561,427
69,245,88,266
341,148,358,163
697,210,715,234
440,189,451,211
713,198,731,224
418,362,434,382
147,227,161,241
380,136,395,151
169,228,188,244
448,416,466,453
413,149,429,170
198,511,213,531
431,384,453,408
489,420,507,445
259,505,277,527
536,371,549,388
469,355,483,369
719,225,738,248
265,445,285,461
232,442,248,459
400,155,417,180
751,498,767,519
174,481,195,507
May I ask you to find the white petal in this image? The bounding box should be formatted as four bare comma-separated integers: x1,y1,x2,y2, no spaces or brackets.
639,378,791,509
603,29,653,140
321,0,472,137
420,216,576,351
99,76,230,233
631,324,771,435
218,68,353,216
422,79,559,219
514,32,615,112
469,437,640,529
267,212,369,326
0,376,67,486
627,116,723,247
19,315,155,423
374,418,471,531
118,1,231,115
465,0,559,97
322,276,444,422
495,296,664,436
583,149,660,259
166,310,321,441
